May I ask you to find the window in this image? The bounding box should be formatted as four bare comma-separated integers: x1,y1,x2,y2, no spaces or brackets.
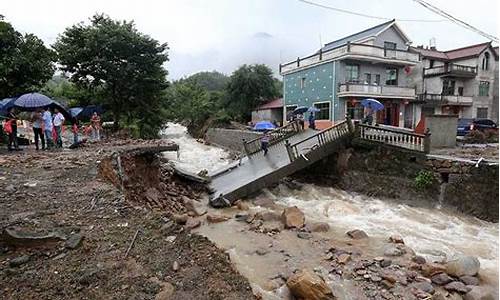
300,77,306,89
345,64,359,82
429,60,435,68
477,108,488,119
384,42,397,50
347,101,364,120
479,81,490,96
482,52,490,70
364,73,371,84
374,74,381,85
385,68,398,85
313,102,330,120
442,80,455,96
458,87,464,96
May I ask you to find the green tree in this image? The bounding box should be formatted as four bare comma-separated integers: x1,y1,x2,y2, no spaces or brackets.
0,17,55,97
53,14,169,138
179,71,229,92
226,64,279,121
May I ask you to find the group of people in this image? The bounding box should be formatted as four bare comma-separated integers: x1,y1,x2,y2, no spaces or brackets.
4,107,102,151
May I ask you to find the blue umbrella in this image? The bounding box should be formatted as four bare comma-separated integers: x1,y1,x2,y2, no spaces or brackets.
15,93,53,110
292,106,308,115
361,98,384,111
69,107,84,117
0,98,18,116
308,107,320,113
79,105,104,118
254,121,276,131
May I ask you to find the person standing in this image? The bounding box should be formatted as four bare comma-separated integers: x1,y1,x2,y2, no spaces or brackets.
261,131,271,156
308,113,316,130
42,107,54,149
297,113,305,130
7,108,19,151
53,108,65,148
71,118,79,145
31,109,45,150
90,112,101,140
363,103,374,125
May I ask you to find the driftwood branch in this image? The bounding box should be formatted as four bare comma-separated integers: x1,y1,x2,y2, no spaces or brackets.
124,229,140,259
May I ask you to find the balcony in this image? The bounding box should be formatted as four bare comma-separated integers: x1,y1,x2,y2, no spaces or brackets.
280,42,420,75
338,82,416,99
423,63,477,78
417,93,473,106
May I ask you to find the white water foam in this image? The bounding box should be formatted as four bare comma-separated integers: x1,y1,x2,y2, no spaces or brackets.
268,184,499,287
160,122,231,174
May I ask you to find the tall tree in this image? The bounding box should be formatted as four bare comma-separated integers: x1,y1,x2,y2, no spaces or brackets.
180,71,229,92
53,14,169,138
226,64,279,121
0,17,55,97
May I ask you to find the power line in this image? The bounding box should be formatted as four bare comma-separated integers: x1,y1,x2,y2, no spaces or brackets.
413,0,498,42
297,0,446,23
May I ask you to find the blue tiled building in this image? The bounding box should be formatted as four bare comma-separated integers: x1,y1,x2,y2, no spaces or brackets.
280,20,422,129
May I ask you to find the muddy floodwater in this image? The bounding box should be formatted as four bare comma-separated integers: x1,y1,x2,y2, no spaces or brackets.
162,123,499,299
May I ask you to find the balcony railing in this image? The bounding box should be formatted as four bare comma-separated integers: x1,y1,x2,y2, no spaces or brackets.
417,93,473,106
280,42,420,74
338,82,416,98
424,63,477,77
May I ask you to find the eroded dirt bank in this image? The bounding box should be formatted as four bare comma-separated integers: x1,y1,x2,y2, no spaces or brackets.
0,141,254,300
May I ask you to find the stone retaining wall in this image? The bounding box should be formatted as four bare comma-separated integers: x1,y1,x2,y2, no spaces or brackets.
205,128,261,153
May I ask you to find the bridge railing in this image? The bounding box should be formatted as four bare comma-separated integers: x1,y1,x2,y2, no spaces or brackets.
243,120,303,156
286,120,351,162
357,123,431,153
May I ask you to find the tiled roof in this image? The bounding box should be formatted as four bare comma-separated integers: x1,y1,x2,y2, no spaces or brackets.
444,42,490,60
493,46,498,56
256,98,283,110
321,19,395,52
412,42,493,61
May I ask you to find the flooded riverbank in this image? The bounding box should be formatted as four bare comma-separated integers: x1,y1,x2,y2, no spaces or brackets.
163,123,499,298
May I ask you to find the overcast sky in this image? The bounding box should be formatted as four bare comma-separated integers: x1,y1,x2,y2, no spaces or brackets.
1,0,498,79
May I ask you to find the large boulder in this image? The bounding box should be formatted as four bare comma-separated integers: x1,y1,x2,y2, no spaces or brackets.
286,269,335,300
446,256,480,277
281,207,305,229
346,229,368,239
307,222,330,233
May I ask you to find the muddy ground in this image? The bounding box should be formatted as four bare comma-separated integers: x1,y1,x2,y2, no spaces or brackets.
0,141,254,300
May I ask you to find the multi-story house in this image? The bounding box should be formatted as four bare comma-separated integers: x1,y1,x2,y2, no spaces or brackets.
410,42,499,123
279,20,421,129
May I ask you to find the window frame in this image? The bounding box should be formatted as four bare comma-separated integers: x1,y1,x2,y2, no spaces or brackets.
300,77,306,89
442,80,456,96
374,74,381,85
345,64,360,83
482,52,490,70
364,73,371,84
385,68,398,86
476,107,488,119
479,81,490,96
384,41,397,50
312,101,331,121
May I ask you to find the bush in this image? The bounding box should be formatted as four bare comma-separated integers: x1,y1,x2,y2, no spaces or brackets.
414,170,434,190
464,130,499,144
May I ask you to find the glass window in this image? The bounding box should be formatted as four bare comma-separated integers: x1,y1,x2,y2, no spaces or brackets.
458,87,464,96
442,80,455,96
479,81,490,96
300,77,306,89
384,42,397,50
345,65,359,82
385,68,398,85
482,52,490,70
429,60,435,68
313,102,330,120
364,73,371,84
476,107,488,118
374,74,380,85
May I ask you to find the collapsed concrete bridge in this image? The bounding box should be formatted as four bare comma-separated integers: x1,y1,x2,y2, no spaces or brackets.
208,118,430,207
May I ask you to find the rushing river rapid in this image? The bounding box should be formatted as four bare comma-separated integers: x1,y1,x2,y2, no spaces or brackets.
162,123,499,295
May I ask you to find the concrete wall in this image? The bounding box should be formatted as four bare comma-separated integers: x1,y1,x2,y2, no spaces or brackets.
251,109,283,125
205,128,261,153
373,26,408,50
426,115,458,148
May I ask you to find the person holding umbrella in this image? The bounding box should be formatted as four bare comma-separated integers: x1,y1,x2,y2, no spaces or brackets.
261,130,271,156
31,108,45,150
361,99,384,125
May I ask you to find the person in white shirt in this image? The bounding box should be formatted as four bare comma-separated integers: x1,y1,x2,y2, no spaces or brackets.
52,108,65,148
42,107,54,149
